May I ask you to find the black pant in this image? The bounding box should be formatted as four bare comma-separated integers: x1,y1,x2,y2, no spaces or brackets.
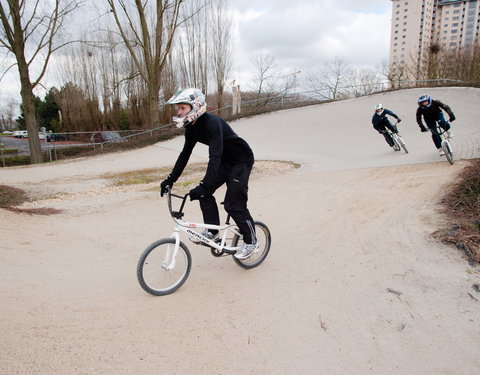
424,112,450,149
199,162,256,244
379,121,398,147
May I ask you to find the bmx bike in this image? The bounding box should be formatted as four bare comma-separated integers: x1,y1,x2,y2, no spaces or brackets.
428,124,454,165
382,122,408,154
137,188,271,296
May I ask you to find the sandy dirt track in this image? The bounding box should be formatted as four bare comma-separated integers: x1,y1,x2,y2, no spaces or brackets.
1,87,480,374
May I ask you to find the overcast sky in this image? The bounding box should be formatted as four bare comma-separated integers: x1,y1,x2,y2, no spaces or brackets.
0,0,392,105
228,0,392,90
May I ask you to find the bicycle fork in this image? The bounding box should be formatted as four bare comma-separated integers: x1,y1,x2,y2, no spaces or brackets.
162,228,181,270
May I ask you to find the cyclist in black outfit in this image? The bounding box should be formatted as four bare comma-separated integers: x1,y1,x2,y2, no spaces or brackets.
160,88,257,260
372,103,401,149
416,93,455,155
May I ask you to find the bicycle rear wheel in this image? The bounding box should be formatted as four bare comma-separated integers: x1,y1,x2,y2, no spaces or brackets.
232,221,271,269
397,136,408,154
137,238,191,296
442,140,454,165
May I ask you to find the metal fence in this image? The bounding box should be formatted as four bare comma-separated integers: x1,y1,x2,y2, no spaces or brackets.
1,78,476,166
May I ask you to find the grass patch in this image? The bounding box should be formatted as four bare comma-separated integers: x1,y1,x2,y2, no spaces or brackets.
0,147,18,154
0,184,62,215
439,159,480,264
105,165,207,189
0,185,28,207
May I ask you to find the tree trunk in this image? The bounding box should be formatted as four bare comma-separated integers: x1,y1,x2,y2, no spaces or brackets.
18,58,42,163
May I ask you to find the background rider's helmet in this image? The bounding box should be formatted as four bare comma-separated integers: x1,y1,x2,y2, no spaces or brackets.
166,88,207,128
375,103,384,114
418,94,432,107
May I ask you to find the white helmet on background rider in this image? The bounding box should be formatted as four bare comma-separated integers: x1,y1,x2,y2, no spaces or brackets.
166,88,207,128
375,103,384,115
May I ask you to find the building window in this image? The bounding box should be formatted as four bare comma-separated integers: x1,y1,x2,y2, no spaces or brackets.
453,10,460,14
451,29,458,33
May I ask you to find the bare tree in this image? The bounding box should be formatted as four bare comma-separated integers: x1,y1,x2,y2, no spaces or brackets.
210,0,231,113
0,0,80,163
0,97,18,131
250,53,280,105
378,60,409,90
107,0,195,128
174,0,209,92
345,68,381,97
307,57,350,100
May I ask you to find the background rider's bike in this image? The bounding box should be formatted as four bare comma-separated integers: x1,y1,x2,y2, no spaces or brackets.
382,123,408,154
136,188,271,296
428,124,454,165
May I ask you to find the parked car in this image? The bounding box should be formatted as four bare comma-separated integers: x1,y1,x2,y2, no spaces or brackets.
13,130,28,138
90,131,124,143
46,133,69,142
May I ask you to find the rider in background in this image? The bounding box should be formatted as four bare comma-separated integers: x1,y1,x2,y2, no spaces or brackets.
159,88,257,260
416,94,455,156
372,104,402,149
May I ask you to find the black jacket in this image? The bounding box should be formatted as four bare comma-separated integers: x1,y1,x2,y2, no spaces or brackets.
416,99,454,127
170,112,254,192
372,109,399,132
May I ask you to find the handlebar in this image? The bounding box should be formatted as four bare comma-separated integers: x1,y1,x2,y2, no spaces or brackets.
166,187,189,220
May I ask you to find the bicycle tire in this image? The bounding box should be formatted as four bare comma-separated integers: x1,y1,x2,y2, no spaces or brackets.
397,136,408,154
392,137,401,152
442,140,454,165
232,221,271,269
137,238,192,296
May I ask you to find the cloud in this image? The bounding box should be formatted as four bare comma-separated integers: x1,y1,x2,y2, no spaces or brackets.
229,0,391,86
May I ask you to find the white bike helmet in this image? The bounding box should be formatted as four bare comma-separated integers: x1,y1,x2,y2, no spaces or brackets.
375,103,384,114
166,88,207,128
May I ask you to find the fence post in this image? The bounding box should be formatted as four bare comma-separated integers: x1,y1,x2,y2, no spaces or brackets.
232,85,241,115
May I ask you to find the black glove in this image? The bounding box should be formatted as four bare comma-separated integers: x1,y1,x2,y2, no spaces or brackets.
189,184,208,201
420,126,428,133
160,176,174,197
397,118,402,123
449,115,455,122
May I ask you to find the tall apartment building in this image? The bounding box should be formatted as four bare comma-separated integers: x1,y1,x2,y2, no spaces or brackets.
389,0,480,76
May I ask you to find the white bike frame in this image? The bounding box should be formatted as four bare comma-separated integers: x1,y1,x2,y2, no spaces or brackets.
162,190,243,270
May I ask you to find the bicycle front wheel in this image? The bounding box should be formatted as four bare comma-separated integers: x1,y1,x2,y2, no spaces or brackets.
442,140,454,165
397,136,408,154
137,238,192,296
392,139,401,152
232,221,271,269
